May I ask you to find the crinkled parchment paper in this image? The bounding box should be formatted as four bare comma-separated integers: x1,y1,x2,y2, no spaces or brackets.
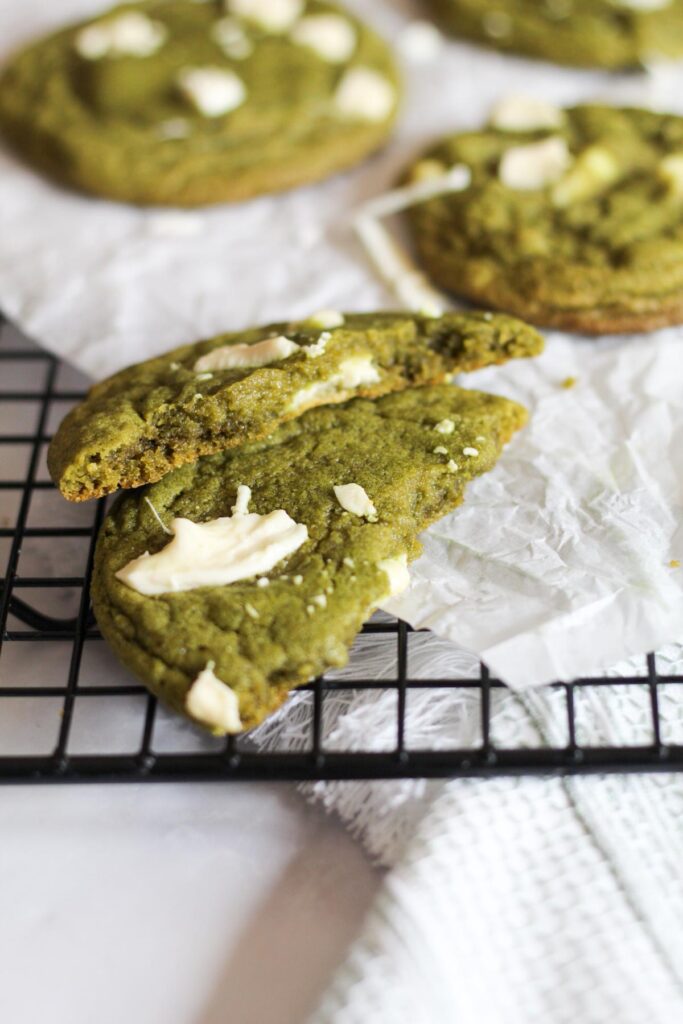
2,0,683,685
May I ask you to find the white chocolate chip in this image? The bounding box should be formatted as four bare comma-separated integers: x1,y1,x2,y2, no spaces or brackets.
434,419,455,435
490,95,564,132
334,483,377,520
212,17,253,59
305,333,330,358
659,152,683,195
463,447,478,457
377,553,410,597
615,0,671,8
447,460,459,473
231,484,251,516
186,663,242,734
177,67,246,117
499,137,571,191
226,0,303,32
288,355,380,411
245,603,260,619
75,12,167,59
334,67,395,122
311,594,327,608
308,310,345,329
291,15,357,63
433,445,448,455
195,335,299,372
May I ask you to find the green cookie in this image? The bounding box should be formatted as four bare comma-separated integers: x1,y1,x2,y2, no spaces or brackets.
92,383,527,735
425,0,683,69
0,0,399,205
47,310,542,501
404,104,683,334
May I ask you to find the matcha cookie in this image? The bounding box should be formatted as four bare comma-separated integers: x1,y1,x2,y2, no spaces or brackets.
92,384,527,734
47,310,542,501
425,0,683,68
0,0,399,205
404,103,683,334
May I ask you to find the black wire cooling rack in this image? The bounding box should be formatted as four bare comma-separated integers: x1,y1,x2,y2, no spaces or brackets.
2,317,683,784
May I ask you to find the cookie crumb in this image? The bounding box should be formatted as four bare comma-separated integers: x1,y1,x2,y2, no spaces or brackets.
670,560,680,569
561,376,577,389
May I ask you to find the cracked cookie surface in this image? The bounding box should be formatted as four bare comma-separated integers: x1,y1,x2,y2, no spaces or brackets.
0,0,399,205
405,105,683,333
92,383,527,734
47,310,542,501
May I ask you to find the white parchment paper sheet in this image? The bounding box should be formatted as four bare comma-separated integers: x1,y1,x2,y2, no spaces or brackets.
2,0,683,685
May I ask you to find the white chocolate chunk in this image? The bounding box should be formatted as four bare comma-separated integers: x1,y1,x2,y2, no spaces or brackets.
305,333,330,358
499,137,571,191
463,447,479,457
75,12,167,59
334,483,377,520
334,67,395,122
308,310,345,329
659,152,683,195
177,67,246,117
186,664,242,734
551,145,619,207
434,418,455,435
231,484,251,515
194,335,299,372
614,0,671,9
339,355,381,389
377,553,410,597
291,15,357,63
288,356,380,411
490,95,564,132
116,509,308,595
212,17,253,58
226,0,303,32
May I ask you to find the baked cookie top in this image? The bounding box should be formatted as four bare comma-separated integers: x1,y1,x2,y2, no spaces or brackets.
425,0,683,69
0,0,399,205
404,102,683,334
47,310,543,501
92,383,527,734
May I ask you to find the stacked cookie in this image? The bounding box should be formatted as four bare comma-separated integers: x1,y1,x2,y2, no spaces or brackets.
49,312,541,733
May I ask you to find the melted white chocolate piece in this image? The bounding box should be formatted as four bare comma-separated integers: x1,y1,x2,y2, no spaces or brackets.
116,507,308,595
377,554,410,597
186,664,242,734
194,335,299,372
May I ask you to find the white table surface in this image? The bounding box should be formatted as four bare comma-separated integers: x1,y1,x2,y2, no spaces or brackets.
0,324,382,1024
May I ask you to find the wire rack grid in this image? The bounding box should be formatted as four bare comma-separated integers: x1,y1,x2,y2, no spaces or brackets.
2,317,683,783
